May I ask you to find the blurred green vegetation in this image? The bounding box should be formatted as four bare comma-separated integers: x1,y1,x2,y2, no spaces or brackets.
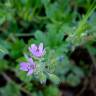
0,0,96,96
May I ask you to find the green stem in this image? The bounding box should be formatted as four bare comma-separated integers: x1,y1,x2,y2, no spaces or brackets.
76,2,96,36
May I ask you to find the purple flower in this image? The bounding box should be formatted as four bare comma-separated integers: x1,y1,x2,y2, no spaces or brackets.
28,43,46,58
20,58,36,76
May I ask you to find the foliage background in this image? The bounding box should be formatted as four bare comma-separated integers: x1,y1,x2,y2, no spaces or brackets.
0,0,96,96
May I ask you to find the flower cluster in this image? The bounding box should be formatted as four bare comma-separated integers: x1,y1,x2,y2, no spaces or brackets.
20,43,45,76
29,43,46,58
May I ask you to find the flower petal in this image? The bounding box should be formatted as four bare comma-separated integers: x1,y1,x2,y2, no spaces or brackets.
31,44,37,51
28,43,45,58
28,58,33,64
28,44,37,53
20,62,29,71
27,69,33,76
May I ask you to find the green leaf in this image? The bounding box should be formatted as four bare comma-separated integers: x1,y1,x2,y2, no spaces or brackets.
72,66,84,78
16,68,32,82
0,60,8,72
44,85,60,96
10,39,25,58
38,72,46,84
0,83,20,96
66,74,81,87
16,56,27,62
0,45,8,54
41,0,50,6
34,30,47,45
48,73,60,84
